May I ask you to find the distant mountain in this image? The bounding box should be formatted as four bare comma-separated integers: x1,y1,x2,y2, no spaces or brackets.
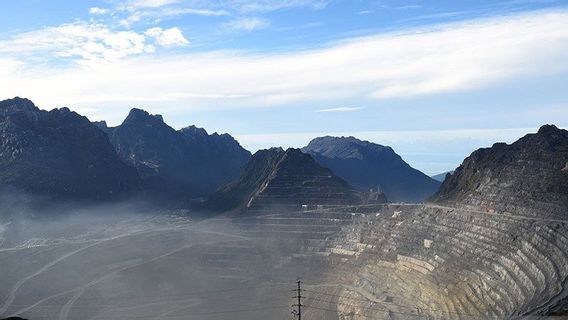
432,125,568,217
302,136,440,202
0,97,140,200
205,148,365,212
431,170,454,182
99,108,251,200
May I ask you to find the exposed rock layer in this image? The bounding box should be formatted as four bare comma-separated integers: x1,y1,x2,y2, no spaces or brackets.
432,125,568,217
206,148,365,212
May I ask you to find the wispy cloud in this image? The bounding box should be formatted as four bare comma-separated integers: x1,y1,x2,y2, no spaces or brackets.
224,17,270,31
110,0,327,27
397,5,422,10
1,9,567,114
160,7,230,17
316,107,364,112
126,0,180,9
231,0,329,13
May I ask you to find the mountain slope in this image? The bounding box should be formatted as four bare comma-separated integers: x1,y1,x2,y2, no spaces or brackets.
302,136,440,202
431,170,454,182
206,148,364,212
100,109,251,199
0,97,140,200
431,125,568,217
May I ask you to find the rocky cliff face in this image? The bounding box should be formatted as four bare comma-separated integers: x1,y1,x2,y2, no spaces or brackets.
302,136,440,202
299,126,568,318
101,109,251,199
0,97,140,200
206,148,364,212
432,125,568,217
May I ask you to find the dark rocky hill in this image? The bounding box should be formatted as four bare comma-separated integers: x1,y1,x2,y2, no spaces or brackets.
432,125,568,217
0,97,140,200
302,136,440,202
99,109,250,200
205,148,365,212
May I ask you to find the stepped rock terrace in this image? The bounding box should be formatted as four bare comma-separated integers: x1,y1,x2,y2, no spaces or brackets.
2,202,568,319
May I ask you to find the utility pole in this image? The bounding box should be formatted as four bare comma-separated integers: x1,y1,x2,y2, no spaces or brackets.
292,280,304,320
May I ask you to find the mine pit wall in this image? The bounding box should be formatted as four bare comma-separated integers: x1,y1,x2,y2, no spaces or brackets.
316,204,568,319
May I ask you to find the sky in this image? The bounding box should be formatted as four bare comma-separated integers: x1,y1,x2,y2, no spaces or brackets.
1,0,568,175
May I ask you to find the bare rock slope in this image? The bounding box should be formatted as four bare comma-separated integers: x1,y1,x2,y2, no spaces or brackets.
432,124,568,217
98,108,251,200
0,97,139,200
206,148,364,212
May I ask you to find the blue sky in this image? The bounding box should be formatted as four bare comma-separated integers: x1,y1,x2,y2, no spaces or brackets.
1,0,568,175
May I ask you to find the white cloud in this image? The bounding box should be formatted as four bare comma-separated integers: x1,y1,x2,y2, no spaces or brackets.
224,17,270,31
0,23,191,64
0,23,148,63
145,27,189,47
316,107,364,112
0,9,567,116
89,7,109,15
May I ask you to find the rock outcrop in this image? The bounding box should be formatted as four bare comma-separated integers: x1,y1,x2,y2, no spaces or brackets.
0,97,140,200
302,136,440,202
310,125,568,319
432,124,568,217
100,108,251,200
206,148,365,212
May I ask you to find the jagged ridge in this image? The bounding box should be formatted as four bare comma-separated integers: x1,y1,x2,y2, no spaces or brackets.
98,108,251,199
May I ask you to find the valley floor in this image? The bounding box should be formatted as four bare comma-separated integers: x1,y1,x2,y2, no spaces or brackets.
1,204,567,319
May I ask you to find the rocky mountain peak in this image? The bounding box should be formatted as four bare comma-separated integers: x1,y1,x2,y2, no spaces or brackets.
0,97,140,200
0,97,39,114
432,125,568,217
205,147,362,212
122,108,166,128
101,109,251,200
304,136,394,160
93,120,108,129
538,124,559,134
303,136,439,202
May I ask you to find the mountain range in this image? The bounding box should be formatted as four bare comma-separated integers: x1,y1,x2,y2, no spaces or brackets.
3,96,521,209
96,108,251,202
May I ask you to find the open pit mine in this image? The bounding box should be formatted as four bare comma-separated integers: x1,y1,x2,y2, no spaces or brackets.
0,97,567,320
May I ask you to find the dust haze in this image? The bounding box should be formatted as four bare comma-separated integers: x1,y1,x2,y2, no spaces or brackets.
0,192,347,320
